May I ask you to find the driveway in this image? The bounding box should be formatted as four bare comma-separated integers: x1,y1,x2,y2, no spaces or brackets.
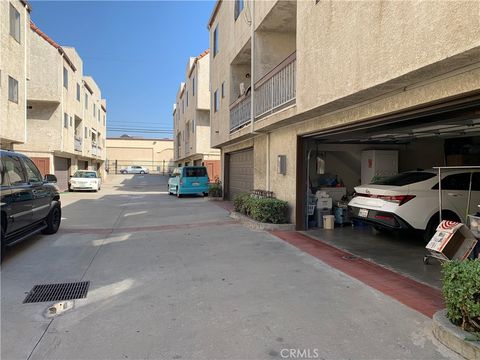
1,175,459,360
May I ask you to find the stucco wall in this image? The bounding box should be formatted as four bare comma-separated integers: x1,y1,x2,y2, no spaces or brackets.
0,0,29,148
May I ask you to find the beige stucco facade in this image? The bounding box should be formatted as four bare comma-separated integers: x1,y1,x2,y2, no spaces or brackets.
0,0,31,150
14,21,107,179
209,0,480,225
106,138,174,174
173,50,220,170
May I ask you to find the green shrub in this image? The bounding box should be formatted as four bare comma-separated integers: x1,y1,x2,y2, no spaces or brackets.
442,260,480,333
208,178,222,197
233,193,251,214
250,198,289,224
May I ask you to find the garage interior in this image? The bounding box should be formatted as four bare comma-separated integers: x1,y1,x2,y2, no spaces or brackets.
297,96,480,287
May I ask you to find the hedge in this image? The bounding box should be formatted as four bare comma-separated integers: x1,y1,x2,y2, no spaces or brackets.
233,193,288,224
208,178,222,197
442,260,480,333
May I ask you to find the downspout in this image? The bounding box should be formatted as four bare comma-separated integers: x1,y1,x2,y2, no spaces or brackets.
266,132,270,191
24,5,28,144
249,0,255,134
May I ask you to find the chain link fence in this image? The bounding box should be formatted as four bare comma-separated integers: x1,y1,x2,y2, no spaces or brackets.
106,160,176,175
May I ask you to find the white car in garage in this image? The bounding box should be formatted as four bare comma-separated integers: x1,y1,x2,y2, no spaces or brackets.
348,170,480,241
69,170,101,192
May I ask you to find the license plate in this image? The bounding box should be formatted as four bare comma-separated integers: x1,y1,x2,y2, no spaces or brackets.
358,208,369,217
192,182,200,186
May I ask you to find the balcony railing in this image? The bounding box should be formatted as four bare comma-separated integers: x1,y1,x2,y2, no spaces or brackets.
229,94,251,132
255,52,296,119
229,53,296,133
74,135,82,152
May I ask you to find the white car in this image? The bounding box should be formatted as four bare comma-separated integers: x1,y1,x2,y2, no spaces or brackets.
119,165,149,174
348,170,480,241
69,170,101,192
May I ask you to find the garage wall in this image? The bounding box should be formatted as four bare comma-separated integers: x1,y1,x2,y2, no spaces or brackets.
399,138,445,171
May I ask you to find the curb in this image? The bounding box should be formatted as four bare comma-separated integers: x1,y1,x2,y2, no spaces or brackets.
432,310,480,360
207,197,223,201
229,211,295,231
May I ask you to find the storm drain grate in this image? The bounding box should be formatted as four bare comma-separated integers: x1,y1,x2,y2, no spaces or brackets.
23,281,90,303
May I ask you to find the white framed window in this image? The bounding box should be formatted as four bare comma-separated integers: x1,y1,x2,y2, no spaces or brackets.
76,83,80,101
192,77,195,96
214,89,219,112
213,26,219,57
84,126,88,138
85,93,88,109
63,67,68,89
64,113,69,128
8,76,18,103
186,91,189,107
9,4,21,43
221,81,225,98
192,118,195,133
93,103,96,117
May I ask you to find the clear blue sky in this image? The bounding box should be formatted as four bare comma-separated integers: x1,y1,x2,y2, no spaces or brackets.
30,0,215,139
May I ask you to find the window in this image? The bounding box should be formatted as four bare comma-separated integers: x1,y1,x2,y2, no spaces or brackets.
8,76,18,103
3,155,27,186
184,167,207,177
98,109,100,122
69,116,73,127
76,83,80,101
84,126,88,138
433,173,476,191
85,93,88,109
213,25,219,56
23,158,42,183
373,172,436,186
93,103,96,117
186,91,189,107
221,81,225,98
64,113,69,128
192,118,195,133
192,77,195,96
234,0,244,20
182,100,184,113
9,4,21,43
63,67,68,89
103,115,106,126
214,89,219,112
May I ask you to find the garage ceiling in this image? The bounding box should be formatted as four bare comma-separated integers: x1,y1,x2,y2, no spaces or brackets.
307,98,480,144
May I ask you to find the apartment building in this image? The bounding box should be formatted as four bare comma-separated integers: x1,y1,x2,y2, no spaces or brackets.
0,0,31,150
208,0,480,229
14,22,107,190
173,50,220,180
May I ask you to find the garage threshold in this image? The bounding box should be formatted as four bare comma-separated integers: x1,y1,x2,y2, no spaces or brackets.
270,230,444,318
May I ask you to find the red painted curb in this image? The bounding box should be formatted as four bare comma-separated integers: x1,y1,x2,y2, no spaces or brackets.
270,230,444,318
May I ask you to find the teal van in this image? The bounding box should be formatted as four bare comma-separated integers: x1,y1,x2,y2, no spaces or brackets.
168,166,210,197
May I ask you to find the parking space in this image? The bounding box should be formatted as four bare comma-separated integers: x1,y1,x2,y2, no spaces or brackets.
1,174,459,359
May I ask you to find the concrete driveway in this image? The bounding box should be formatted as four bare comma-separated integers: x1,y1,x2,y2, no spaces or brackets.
1,175,459,360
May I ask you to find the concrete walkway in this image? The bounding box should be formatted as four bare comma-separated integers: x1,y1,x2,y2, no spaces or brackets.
1,175,460,359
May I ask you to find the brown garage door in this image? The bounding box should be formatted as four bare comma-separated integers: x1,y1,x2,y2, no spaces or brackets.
54,156,70,191
227,149,253,200
31,157,50,177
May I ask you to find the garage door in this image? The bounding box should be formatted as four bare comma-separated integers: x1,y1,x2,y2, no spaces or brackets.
31,157,50,177
54,156,70,191
227,149,253,200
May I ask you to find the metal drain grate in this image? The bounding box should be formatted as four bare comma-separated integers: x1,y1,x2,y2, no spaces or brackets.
23,281,90,303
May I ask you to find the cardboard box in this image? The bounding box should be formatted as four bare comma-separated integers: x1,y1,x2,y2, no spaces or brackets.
426,220,478,261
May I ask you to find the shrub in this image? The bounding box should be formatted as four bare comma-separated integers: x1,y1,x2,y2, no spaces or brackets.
208,178,222,197
442,260,480,333
233,193,252,214
250,198,289,224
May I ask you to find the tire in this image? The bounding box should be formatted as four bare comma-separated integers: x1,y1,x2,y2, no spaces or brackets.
140,171,145,174
203,192,208,197
42,203,61,235
1,227,6,263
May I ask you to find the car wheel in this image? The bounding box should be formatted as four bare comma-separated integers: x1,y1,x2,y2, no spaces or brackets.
1,227,6,263
140,171,145,174
203,192,208,197
42,203,61,235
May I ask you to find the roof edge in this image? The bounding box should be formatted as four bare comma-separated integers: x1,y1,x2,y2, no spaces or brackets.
207,0,222,30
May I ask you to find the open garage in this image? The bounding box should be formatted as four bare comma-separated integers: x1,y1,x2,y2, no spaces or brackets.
296,95,480,287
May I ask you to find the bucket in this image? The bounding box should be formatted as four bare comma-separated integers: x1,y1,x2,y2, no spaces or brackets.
323,215,335,230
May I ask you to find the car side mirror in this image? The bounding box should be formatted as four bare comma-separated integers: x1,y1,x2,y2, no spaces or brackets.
44,174,57,183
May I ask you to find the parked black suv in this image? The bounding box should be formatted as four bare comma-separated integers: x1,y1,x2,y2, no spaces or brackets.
1,150,61,261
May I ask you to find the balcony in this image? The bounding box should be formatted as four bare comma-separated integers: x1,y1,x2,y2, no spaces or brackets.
74,135,83,152
230,94,251,132
255,52,296,119
229,53,296,133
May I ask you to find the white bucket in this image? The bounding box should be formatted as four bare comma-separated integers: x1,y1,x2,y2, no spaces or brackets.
323,215,335,230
